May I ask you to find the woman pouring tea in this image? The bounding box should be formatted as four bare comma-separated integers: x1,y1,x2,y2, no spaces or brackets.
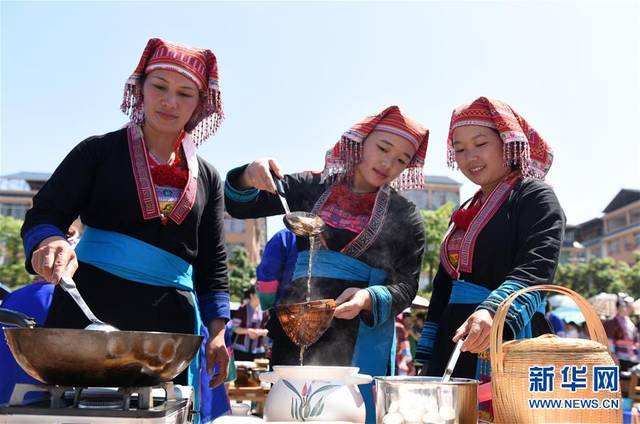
225,106,428,421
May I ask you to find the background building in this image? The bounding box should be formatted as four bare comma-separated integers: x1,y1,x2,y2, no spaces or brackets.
600,189,640,264
575,218,605,261
560,189,640,265
0,172,49,220
224,214,267,264
559,225,583,264
402,175,461,210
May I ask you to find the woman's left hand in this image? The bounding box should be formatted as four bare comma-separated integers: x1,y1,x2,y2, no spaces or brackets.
453,309,494,353
334,288,371,320
206,319,230,388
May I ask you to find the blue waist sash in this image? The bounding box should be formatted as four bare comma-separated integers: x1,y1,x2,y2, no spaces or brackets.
450,279,544,339
450,280,491,304
293,249,386,284
293,249,392,424
417,279,546,386
416,281,489,364
75,226,202,420
75,226,194,290
450,279,545,386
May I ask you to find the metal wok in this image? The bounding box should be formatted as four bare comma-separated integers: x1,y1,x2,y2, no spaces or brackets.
0,307,202,387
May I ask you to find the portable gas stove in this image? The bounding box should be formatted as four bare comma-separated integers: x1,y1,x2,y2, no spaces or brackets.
0,382,193,424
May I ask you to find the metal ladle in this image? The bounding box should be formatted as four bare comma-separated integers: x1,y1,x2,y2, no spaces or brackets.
283,212,325,238
59,275,118,332
270,171,325,238
271,172,291,215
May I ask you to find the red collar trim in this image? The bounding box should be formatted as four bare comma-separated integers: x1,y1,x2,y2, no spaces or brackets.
440,175,520,278
127,124,199,225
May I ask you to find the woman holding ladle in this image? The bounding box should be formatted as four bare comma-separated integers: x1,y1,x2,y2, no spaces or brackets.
224,106,428,421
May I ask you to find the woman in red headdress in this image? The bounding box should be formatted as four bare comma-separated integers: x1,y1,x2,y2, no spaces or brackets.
225,106,428,421
20,39,230,401
415,97,565,420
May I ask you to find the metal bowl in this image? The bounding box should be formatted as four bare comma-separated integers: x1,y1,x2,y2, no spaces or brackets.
375,376,478,424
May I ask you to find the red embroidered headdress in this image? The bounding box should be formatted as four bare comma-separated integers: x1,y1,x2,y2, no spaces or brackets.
447,97,552,179
121,38,224,146
322,105,429,190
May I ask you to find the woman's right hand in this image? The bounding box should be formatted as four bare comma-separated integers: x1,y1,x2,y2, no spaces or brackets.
31,236,78,283
453,309,493,353
239,158,283,194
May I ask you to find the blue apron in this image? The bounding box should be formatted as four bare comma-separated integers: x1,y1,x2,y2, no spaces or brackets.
75,226,209,422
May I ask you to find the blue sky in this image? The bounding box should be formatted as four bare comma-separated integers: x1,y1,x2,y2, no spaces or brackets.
1,1,638,236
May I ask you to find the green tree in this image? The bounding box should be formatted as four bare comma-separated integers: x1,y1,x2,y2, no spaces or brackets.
0,215,34,288
420,202,455,287
227,246,256,302
556,256,635,298
625,252,640,296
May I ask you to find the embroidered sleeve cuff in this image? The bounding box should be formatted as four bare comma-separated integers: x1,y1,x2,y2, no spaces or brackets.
476,279,543,338
23,224,67,274
224,166,259,203
415,321,439,364
363,286,392,328
199,291,231,322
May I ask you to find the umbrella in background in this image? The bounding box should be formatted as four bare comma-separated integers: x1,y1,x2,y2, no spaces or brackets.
548,294,578,309
588,292,618,319
552,306,586,325
547,295,584,325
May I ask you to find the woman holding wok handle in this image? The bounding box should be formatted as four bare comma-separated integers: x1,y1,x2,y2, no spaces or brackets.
225,105,428,422
17,38,231,422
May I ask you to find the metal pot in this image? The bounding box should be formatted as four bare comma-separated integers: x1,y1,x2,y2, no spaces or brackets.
0,307,202,387
375,376,478,424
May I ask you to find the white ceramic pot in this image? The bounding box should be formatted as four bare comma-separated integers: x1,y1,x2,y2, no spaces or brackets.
259,366,372,422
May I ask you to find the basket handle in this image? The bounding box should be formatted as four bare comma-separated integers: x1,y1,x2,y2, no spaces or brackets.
490,284,609,373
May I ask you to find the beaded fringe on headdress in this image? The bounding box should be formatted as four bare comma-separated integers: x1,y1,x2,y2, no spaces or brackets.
446,97,552,180
447,134,544,180
323,134,425,191
120,79,223,147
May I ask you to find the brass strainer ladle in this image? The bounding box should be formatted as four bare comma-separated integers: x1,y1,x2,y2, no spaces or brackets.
283,212,325,238
276,299,336,347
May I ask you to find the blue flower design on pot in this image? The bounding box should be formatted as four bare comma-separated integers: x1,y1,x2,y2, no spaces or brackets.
282,379,341,421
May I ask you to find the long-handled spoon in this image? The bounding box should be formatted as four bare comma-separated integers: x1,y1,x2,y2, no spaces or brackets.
59,275,118,331
271,172,291,215
441,339,464,383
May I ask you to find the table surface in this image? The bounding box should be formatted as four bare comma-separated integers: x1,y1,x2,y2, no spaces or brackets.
227,383,269,394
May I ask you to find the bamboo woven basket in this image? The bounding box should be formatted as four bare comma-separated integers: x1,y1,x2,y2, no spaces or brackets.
490,285,621,423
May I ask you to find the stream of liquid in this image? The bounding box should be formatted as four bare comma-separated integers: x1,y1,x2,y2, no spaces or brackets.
299,345,306,366
299,235,317,365
305,235,316,303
